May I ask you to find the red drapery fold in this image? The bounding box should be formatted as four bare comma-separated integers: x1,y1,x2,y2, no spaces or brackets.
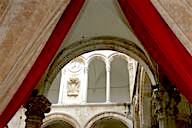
0,0,85,127
118,0,192,102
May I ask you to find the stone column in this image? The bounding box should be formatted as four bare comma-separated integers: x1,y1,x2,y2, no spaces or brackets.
133,96,140,128
152,88,167,128
106,60,111,103
166,87,181,128
24,90,51,128
83,63,89,103
157,112,167,128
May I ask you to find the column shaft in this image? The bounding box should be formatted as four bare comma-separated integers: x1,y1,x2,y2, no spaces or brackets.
106,61,110,103
83,65,88,103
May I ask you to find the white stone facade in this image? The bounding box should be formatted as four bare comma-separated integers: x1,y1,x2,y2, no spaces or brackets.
8,50,192,128
56,50,137,105
8,50,137,128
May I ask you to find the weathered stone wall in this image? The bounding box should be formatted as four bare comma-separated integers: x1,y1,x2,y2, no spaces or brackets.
44,103,132,128
8,103,133,128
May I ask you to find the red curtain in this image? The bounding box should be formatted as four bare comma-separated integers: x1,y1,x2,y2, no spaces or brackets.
1,0,192,127
118,0,192,103
0,0,85,126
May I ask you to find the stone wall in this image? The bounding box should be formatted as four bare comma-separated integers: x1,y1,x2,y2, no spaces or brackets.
44,103,132,128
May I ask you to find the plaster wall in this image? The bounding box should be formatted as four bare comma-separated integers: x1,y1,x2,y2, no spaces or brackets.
0,0,70,113
152,0,192,55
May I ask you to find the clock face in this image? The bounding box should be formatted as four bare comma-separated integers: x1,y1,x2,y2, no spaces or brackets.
68,61,82,73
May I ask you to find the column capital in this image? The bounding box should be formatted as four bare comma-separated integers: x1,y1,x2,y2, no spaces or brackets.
24,89,51,128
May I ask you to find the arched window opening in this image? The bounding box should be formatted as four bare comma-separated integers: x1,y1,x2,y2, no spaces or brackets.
87,58,106,103
44,120,74,128
90,118,128,128
110,57,130,102
47,71,61,104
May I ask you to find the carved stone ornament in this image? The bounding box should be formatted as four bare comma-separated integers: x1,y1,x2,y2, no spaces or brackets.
67,77,80,96
24,90,51,128
68,61,82,73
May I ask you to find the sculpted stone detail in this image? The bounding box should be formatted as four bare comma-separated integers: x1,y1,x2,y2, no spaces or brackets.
67,77,80,96
166,87,181,117
24,90,51,128
152,87,166,128
152,84,183,128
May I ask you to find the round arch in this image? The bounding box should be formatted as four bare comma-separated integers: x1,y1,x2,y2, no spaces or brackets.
43,36,158,94
109,53,131,102
87,53,107,66
84,111,133,128
87,54,106,103
70,56,86,65
42,113,81,128
108,52,129,63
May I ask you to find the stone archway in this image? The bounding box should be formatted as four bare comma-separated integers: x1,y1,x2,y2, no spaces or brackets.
42,36,158,95
42,113,81,128
84,111,133,128
43,120,74,128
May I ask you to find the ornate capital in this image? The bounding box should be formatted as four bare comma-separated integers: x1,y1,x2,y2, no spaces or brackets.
24,90,51,128
166,86,181,116
152,87,166,126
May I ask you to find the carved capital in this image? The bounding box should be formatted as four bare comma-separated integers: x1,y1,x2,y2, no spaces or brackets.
152,87,166,126
166,86,181,117
24,90,51,128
